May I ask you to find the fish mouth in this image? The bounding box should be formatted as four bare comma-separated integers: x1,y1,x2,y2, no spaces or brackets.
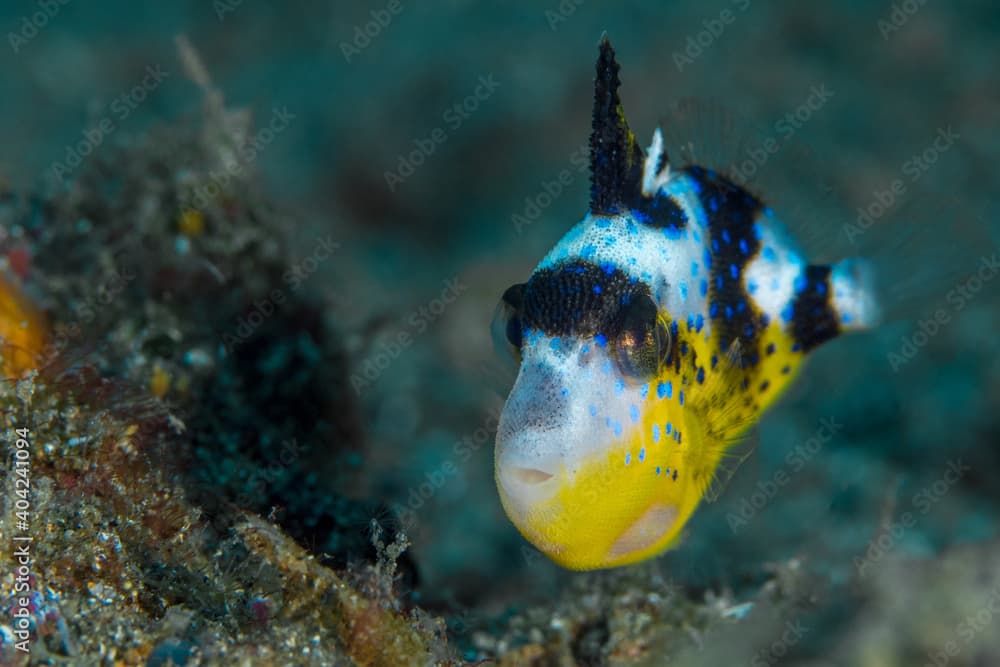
508,467,554,485
496,448,562,512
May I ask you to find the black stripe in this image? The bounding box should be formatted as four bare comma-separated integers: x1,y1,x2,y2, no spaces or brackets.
522,259,650,337
791,265,839,351
686,165,768,358
632,191,688,230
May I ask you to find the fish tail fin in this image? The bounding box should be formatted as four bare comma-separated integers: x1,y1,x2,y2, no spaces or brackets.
828,257,880,332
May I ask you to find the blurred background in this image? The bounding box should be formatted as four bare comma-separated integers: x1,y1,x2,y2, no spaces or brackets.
1,1,998,664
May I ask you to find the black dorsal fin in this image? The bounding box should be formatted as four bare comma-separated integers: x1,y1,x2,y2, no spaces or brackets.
590,36,645,215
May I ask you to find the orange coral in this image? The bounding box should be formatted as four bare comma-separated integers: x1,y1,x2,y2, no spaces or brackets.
0,272,47,377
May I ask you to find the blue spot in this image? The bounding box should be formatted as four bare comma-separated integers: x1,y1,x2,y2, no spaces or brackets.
793,274,808,293
702,247,713,269
639,383,649,399
753,222,764,239
781,303,794,322
595,217,611,228
550,337,561,351
791,342,802,352
629,403,640,423
602,359,614,374
700,279,708,297
712,239,720,253
679,390,685,406
687,315,695,331
671,320,679,339
680,281,688,300
580,244,596,259
615,378,626,395
657,381,673,399
600,262,616,276
589,404,598,416
737,300,746,313
656,466,662,475
695,313,705,332
730,263,738,279
739,239,749,255
595,333,608,347
709,302,719,318
639,447,646,462
604,235,617,246
722,229,731,244
561,386,569,397
593,284,602,294
711,354,718,369
841,312,853,324
817,282,827,296
762,246,777,262
581,343,591,354
696,367,705,383
691,261,699,277
709,196,720,212
653,424,661,442
626,220,638,235
665,422,672,435
625,452,631,465
747,279,758,295
614,421,623,437
680,342,688,356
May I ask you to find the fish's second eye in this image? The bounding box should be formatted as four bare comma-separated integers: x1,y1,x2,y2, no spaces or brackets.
613,296,671,380
491,283,526,366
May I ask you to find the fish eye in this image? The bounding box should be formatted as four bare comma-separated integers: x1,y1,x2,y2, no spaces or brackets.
491,283,525,366
613,295,671,380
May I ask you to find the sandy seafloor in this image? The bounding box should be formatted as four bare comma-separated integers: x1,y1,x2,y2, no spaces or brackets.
0,1,998,665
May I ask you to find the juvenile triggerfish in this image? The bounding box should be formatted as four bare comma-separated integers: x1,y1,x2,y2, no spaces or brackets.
492,38,878,570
